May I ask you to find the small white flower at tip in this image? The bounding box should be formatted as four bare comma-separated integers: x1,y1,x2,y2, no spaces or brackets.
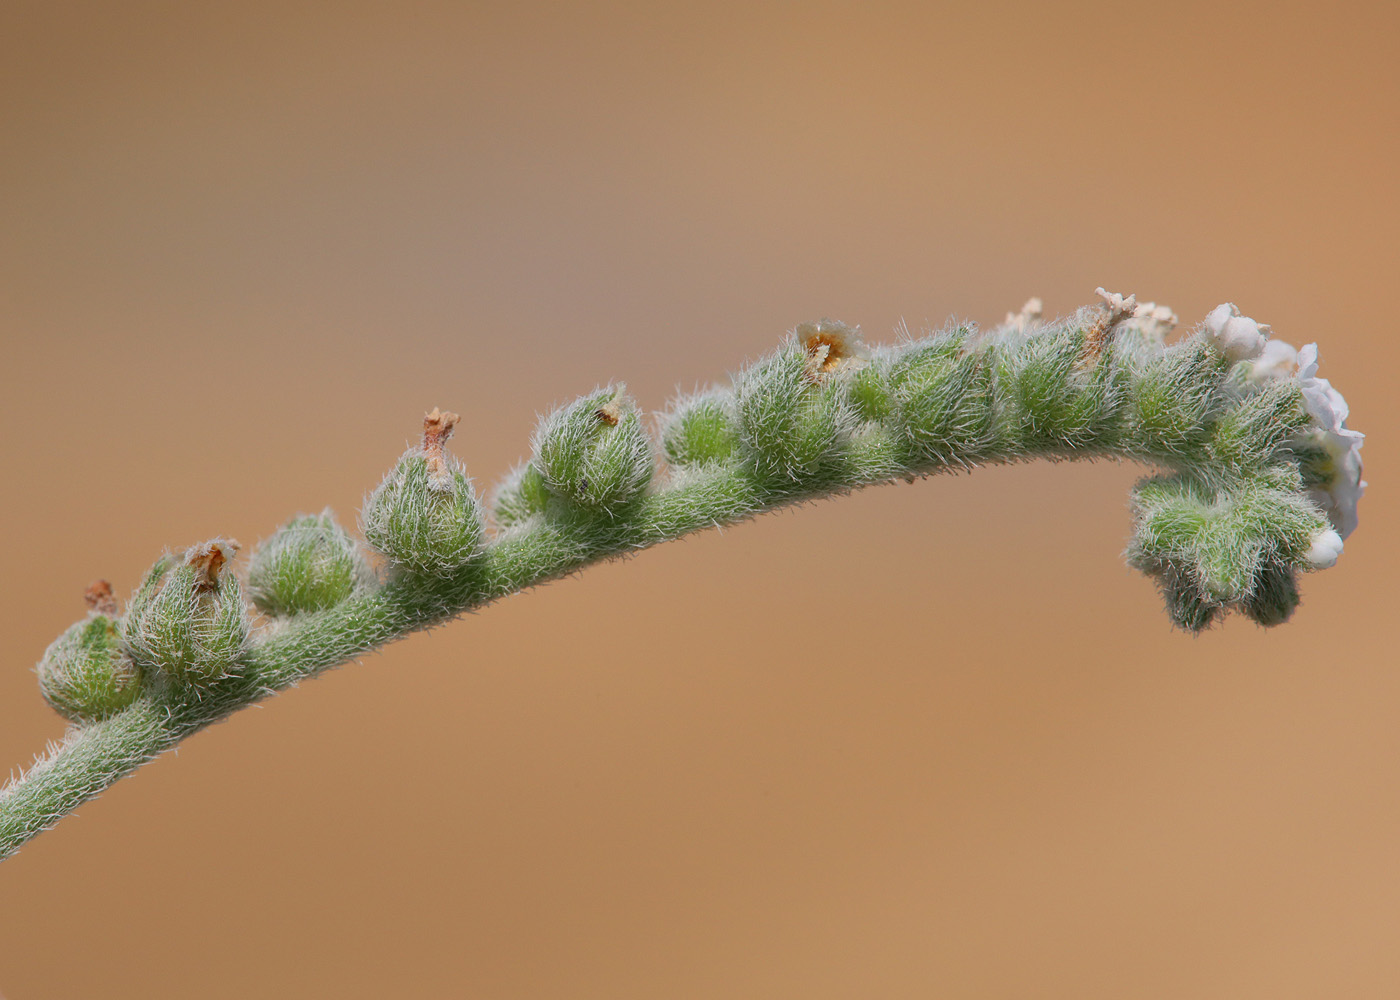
1303,528,1344,570
1202,302,1268,362
1004,297,1044,334
1294,342,1365,539
1247,338,1299,381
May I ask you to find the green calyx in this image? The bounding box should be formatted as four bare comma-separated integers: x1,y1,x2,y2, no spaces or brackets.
533,385,654,511
38,613,142,722
735,349,855,487
362,453,484,576
123,542,250,684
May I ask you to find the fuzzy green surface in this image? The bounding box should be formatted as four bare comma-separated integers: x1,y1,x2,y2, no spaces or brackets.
362,453,485,577
37,615,142,723
249,512,374,616
1,308,1348,858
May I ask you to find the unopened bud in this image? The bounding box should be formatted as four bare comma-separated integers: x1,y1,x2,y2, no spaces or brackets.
661,389,739,467
1202,303,1267,363
1303,527,1344,570
249,510,373,615
361,409,485,575
533,385,654,511
123,540,249,683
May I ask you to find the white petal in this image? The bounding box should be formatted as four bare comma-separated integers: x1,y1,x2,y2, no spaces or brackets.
1296,343,1320,380
1248,339,1298,381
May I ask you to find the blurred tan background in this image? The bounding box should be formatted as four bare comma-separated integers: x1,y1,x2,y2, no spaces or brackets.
1,1,1396,996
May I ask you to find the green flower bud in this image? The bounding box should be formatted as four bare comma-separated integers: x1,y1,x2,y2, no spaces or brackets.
492,461,552,528
123,540,250,683
38,582,142,722
533,386,653,511
996,324,1123,451
248,510,373,616
1206,381,1311,474
847,357,896,423
1127,341,1226,463
735,349,855,485
660,389,738,467
361,408,485,576
893,349,999,468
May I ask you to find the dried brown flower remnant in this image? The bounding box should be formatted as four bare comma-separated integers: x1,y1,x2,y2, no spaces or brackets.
595,399,623,426
423,407,461,483
83,580,118,615
187,539,240,593
796,319,870,381
1084,287,1138,363
422,407,459,449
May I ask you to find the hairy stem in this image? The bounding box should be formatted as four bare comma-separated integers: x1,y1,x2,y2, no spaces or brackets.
1,294,1362,859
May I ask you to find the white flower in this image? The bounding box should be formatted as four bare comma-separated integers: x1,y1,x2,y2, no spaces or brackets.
1293,342,1365,539
1303,528,1344,570
1202,302,1267,362
1247,338,1299,381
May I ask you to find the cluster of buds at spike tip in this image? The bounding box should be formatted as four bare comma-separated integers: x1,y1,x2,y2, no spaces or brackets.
248,509,374,616
122,540,250,685
361,408,485,576
36,581,143,723
1127,467,1335,630
532,385,654,512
